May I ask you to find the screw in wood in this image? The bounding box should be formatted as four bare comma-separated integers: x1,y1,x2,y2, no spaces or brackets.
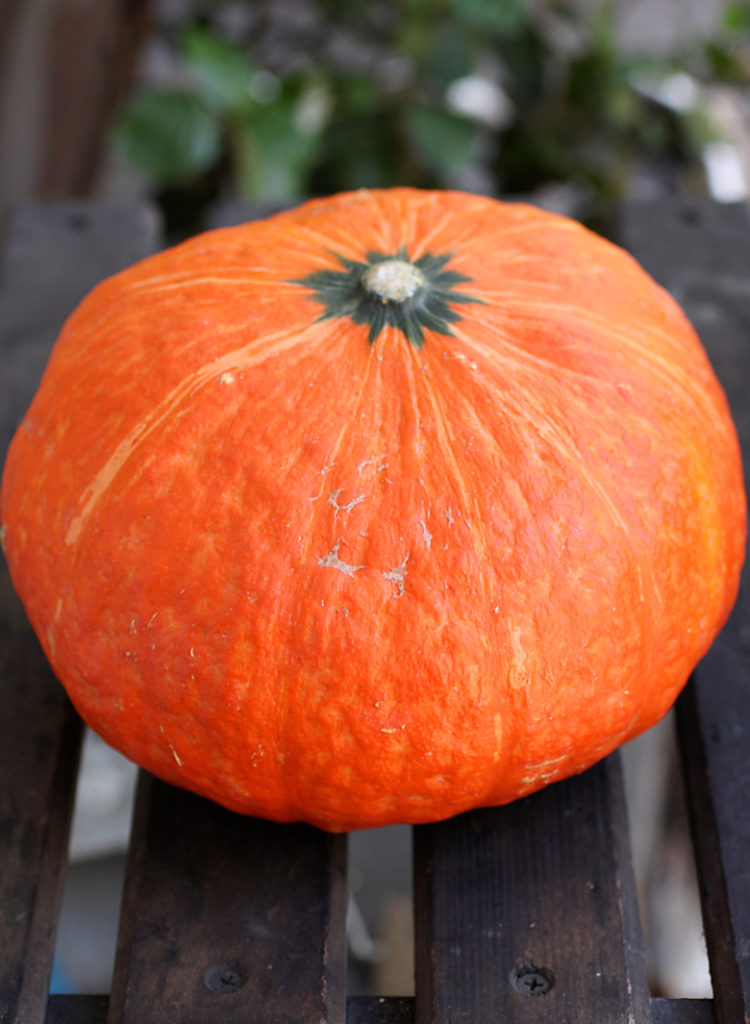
510,960,555,996
203,960,247,993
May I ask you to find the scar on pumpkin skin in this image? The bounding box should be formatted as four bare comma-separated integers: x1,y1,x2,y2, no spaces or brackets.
383,555,409,597
317,539,363,576
356,456,388,474
160,725,183,767
328,489,366,514
420,519,433,549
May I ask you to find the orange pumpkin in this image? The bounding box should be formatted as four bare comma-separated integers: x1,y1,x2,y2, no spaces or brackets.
1,189,745,831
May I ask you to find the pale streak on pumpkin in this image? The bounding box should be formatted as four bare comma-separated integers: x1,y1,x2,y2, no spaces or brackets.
413,362,480,526
408,206,462,259
400,329,494,577
424,207,587,256
452,312,612,391
454,320,649,545
470,294,723,434
296,321,392,594
126,274,301,294
446,322,655,625
411,366,499,618
459,296,728,568
64,318,327,547
369,188,425,253
290,196,393,256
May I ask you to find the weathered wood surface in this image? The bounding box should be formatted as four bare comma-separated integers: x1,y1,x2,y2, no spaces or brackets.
0,198,748,1024
414,754,650,1024
109,773,348,1024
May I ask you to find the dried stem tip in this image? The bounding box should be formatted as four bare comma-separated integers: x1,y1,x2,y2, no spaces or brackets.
362,259,425,303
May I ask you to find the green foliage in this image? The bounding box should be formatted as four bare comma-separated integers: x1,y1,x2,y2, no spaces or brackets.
116,91,222,183
112,0,749,227
704,2,750,80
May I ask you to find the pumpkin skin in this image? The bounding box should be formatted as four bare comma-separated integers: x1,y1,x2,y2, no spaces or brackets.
0,188,745,832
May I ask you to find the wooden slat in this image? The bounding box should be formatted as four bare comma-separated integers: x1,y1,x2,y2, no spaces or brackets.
42,992,718,1023
347,996,415,1024
0,646,81,1024
46,995,109,1024
44,994,418,1024
0,201,160,1024
652,998,715,1024
620,199,750,1024
413,753,651,1024
108,773,348,1024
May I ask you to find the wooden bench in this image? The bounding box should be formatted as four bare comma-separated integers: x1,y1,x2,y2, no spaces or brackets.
1,197,748,1024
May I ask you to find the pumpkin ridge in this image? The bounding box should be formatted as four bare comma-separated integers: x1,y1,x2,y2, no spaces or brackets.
293,326,387,575
459,290,725,437
451,319,619,390
418,208,584,254
507,299,724,428
406,207,458,258
286,196,394,258
432,329,661,639
65,317,326,547
416,363,496,581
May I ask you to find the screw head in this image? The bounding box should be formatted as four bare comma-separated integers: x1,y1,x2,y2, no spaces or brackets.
511,960,555,996
203,960,246,993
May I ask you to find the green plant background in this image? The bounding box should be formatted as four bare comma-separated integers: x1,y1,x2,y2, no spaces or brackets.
112,0,750,233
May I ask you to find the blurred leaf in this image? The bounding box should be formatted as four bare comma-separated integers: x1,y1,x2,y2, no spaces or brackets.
495,23,550,104
703,39,748,80
405,105,480,178
412,20,477,84
309,110,405,191
724,2,750,32
181,26,258,112
452,0,525,36
331,74,383,116
114,91,222,184
109,0,720,225
233,101,322,199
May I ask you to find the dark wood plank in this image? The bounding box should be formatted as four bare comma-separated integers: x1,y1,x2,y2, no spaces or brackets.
46,994,110,1024
651,998,715,1024
413,753,651,1024
44,994,418,1024
0,649,82,1024
108,772,348,1024
676,680,750,1024
0,201,160,1024
346,996,415,1024
41,994,715,1024
619,199,750,1024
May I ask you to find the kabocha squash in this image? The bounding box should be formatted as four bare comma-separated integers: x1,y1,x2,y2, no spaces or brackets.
1,189,745,832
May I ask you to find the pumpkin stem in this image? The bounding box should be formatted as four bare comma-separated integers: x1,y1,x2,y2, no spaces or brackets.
362,259,426,304
292,248,482,348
